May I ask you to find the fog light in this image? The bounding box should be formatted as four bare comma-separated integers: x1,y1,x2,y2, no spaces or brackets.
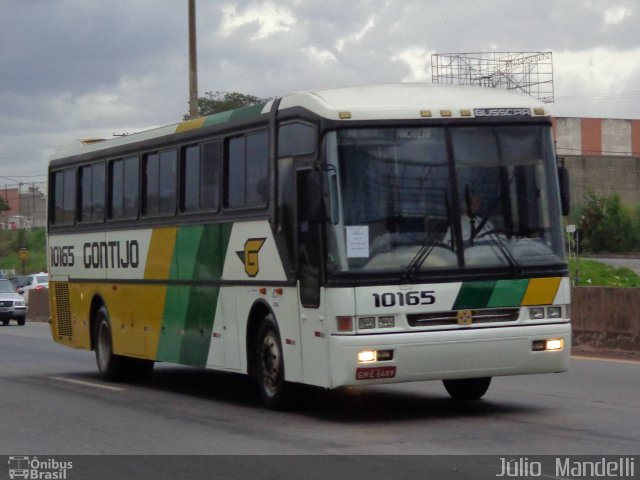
529,307,545,320
547,307,562,319
358,317,376,330
546,338,564,351
357,350,377,363
337,316,353,332
532,338,564,351
378,316,395,328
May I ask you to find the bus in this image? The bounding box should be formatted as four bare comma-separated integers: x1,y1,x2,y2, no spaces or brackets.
48,83,571,409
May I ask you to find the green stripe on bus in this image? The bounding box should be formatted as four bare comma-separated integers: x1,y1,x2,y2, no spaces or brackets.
156,223,233,366
487,279,530,307
453,280,497,309
202,103,267,128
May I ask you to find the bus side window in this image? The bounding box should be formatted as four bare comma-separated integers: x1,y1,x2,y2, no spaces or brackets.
51,168,76,225
143,149,177,216
181,141,220,213
278,122,316,157
78,162,105,223
224,130,268,209
297,170,321,308
109,156,139,220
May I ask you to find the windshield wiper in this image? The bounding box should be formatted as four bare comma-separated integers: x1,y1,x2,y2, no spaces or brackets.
404,193,452,280
479,229,522,273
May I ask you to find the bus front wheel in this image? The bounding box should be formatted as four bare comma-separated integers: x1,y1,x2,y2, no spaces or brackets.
443,377,491,401
254,315,300,410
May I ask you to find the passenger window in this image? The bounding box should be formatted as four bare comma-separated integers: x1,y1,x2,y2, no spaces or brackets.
181,141,220,212
224,130,268,209
109,156,139,219
51,168,76,225
143,149,176,216
79,163,105,223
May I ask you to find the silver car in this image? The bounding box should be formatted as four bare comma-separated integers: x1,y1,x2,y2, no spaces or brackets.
0,279,27,326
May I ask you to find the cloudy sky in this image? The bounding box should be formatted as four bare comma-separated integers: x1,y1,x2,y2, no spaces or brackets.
1,0,639,188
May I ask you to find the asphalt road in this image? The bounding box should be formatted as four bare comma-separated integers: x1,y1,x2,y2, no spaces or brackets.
0,323,638,478
589,256,640,275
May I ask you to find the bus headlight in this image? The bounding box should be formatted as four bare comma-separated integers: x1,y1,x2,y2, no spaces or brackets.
378,316,395,328
358,317,376,330
547,306,562,319
529,307,545,320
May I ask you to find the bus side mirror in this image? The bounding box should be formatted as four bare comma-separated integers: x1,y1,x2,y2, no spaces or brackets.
558,165,570,216
305,170,326,222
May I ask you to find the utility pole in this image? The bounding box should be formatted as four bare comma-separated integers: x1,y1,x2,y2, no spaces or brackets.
188,0,199,119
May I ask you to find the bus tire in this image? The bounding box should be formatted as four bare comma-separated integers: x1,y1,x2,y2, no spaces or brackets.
254,314,299,410
94,306,128,382
443,377,491,401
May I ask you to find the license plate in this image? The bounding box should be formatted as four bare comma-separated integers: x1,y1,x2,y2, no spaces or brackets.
0,307,10,312
355,366,396,380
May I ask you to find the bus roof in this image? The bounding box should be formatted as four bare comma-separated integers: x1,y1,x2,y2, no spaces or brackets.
50,83,546,162
279,82,545,121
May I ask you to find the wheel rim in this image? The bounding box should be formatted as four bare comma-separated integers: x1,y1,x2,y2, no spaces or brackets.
260,331,281,397
97,321,111,371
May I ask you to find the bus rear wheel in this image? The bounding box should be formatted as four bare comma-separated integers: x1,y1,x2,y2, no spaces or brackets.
254,315,300,410
94,306,128,381
443,377,491,401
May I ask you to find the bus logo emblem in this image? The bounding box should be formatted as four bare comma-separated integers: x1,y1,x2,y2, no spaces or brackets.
457,309,473,326
236,238,266,277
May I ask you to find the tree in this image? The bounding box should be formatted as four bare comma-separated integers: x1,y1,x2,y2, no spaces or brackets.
0,196,9,213
577,191,637,253
184,91,271,119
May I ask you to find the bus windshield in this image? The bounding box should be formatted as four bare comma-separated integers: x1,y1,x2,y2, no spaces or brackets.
325,125,566,276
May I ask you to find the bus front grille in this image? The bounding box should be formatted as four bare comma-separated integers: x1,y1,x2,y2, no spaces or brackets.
407,308,520,327
53,282,72,338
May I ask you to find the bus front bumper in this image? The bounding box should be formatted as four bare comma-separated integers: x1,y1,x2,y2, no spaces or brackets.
329,323,571,388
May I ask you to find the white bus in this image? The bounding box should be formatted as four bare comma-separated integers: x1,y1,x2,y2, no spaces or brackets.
48,83,571,409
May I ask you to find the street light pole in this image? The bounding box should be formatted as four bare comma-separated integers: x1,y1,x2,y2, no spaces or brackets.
188,0,199,119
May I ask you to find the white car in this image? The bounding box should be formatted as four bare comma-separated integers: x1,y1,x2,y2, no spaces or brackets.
19,273,49,304
0,279,27,325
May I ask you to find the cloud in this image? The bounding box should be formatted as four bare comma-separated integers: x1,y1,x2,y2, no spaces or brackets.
2,0,640,186
219,2,297,40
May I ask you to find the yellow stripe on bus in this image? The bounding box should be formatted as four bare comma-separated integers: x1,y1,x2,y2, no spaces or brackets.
521,277,561,305
175,117,207,134
144,227,177,280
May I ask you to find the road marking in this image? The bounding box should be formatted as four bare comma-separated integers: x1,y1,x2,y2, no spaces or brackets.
50,376,126,391
571,355,640,366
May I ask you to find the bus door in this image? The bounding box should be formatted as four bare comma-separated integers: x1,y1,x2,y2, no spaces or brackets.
296,169,330,387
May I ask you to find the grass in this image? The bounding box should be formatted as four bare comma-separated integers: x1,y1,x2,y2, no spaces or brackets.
0,227,47,275
568,257,640,287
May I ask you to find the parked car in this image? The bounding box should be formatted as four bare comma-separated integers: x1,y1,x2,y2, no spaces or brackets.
0,279,27,325
8,275,27,292
19,272,49,305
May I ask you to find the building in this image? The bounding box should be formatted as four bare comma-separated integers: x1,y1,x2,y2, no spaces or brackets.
0,184,47,229
553,117,640,210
